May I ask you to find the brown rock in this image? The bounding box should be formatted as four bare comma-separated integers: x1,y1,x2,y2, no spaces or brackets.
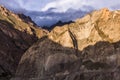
0,6,48,79
13,8,120,80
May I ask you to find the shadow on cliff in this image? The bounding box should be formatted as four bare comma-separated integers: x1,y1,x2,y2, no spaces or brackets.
0,19,119,80
14,35,120,80
0,20,38,79
82,40,120,60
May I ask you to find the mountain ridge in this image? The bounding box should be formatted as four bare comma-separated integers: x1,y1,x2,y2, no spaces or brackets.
0,5,48,38
48,8,120,50
13,8,120,80
0,5,47,80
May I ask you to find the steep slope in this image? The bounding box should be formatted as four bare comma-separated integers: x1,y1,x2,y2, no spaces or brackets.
0,6,47,38
49,8,120,50
0,6,47,79
13,8,120,80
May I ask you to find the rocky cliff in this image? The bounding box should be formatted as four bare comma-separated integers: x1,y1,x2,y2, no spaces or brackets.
13,8,120,80
49,8,120,50
0,6,47,80
0,6,47,38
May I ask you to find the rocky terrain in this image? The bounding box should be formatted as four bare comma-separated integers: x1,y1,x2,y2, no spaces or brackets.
0,6,47,80
42,20,74,31
11,8,120,80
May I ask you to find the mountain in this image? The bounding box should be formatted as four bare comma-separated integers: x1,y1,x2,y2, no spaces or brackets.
49,8,120,50
13,8,120,80
0,6,48,38
0,6,47,79
24,7,93,27
42,20,74,31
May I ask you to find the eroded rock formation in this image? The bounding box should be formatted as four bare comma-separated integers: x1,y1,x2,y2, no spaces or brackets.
0,6,47,80
13,8,120,80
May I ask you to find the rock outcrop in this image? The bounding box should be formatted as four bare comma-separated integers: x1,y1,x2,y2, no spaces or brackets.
13,8,120,80
0,5,48,38
0,6,47,79
49,8,120,50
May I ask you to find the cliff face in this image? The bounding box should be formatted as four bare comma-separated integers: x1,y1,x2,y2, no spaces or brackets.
13,8,120,80
0,6,47,79
0,6,48,38
49,8,120,50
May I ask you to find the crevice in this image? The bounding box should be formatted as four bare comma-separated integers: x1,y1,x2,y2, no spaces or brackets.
0,65,12,79
68,26,78,56
94,20,113,42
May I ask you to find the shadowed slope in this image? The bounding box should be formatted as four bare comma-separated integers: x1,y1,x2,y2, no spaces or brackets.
0,6,48,80
13,37,120,80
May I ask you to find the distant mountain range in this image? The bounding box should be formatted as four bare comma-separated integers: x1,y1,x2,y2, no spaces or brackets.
24,6,94,27
0,4,94,27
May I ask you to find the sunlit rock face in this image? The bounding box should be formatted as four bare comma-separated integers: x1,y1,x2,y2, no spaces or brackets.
49,8,120,50
13,8,120,80
0,5,48,38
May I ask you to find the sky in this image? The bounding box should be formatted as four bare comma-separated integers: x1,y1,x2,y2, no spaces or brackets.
0,0,120,26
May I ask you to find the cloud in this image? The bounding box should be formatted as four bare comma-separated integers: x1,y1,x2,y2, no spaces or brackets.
0,0,21,9
16,0,53,11
41,0,89,12
0,0,120,27
42,0,120,12
0,0,120,12
89,0,120,9
0,0,53,11
25,7,92,26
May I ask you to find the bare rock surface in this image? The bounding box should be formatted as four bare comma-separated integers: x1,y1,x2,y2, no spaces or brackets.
0,6,48,80
13,8,120,80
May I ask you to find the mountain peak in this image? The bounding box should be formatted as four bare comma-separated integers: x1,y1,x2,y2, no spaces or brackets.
100,8,109,12
0,5,7,11
48,9,120,50
100,8,110,20
14,9,120,80
0,6,48,38
0,5,48,79
0,5,11,16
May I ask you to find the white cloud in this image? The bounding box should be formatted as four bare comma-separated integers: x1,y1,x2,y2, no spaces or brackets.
0,0,21,9
1,0,120,12
41,0,88,12
1,0,120,26
41,0,120,12
38,16,53,20
16,0,54,11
